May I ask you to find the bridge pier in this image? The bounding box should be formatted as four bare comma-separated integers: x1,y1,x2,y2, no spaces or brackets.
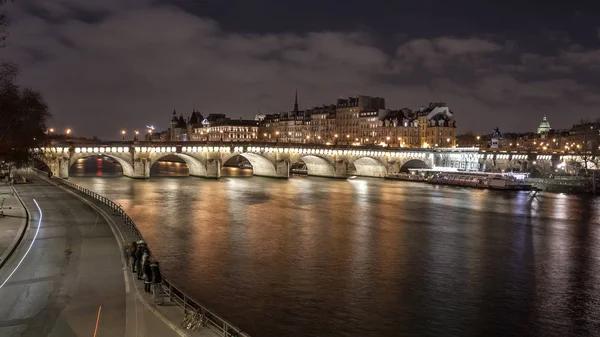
275,160,290,178
58,157,69,178
130,158,151,179
206,159,221,178
333,160,349,178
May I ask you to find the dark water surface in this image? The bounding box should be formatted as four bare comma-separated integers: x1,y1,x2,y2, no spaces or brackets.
70,158,600,337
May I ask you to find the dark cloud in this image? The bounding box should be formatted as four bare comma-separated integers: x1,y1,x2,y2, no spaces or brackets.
3,0,600,139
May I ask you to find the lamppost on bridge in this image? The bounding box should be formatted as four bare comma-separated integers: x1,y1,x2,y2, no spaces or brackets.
134,130,139,141
121,130,126,141
346,134,350,145
65,128,72,140
219,130,224,142
275,131,280,143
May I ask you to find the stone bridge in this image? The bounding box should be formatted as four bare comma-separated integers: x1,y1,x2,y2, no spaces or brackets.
33,142,590,179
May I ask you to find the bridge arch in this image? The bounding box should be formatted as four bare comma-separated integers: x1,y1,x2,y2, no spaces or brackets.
151,153,207,177
400,159,430,172
296,155,336,177
69,153,134,177
351,157,387,178
227,152,277,177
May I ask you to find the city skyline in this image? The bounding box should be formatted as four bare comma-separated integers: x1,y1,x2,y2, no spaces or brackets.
3,0,600,140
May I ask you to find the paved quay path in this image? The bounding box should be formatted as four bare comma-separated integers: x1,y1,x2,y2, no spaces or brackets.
0,176,207,337
0,185,28,269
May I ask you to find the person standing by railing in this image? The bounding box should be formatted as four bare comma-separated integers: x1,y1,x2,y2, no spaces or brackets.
128,241,138,272
143,257,152,294
135,241,145,280
150,259,163,303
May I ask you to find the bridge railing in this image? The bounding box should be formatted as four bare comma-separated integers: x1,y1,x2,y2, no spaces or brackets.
31,168,249,337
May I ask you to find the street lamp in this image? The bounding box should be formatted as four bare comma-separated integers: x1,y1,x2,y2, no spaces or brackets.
134,130,139,141
48,128,55,134
121,130,126,141
220,130,224,142
275,131,280,143
65,128,72,136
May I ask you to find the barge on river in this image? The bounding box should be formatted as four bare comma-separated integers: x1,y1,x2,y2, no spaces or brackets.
427,171,534,191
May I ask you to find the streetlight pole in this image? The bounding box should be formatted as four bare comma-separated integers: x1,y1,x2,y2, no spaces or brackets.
121,130,126,141
134,130,139,141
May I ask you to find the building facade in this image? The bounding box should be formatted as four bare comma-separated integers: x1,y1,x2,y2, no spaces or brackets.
259,95,456,148
159,94,458,148
190,114,259,142
416,103,457,148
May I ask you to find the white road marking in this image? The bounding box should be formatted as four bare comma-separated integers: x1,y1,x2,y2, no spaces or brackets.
0,199,42,289
123,269,131,293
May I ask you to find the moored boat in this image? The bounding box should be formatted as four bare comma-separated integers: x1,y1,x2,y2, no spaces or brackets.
488,176,533,190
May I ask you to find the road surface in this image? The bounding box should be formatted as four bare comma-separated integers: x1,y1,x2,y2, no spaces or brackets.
0,177,182,337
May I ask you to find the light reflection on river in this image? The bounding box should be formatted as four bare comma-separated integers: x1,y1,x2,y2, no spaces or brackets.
70,157,600,337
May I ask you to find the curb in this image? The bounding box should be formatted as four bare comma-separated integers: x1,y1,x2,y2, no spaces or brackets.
0,186,30,270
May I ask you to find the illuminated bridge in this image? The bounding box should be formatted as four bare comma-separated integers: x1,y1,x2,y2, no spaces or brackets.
33,142,586,179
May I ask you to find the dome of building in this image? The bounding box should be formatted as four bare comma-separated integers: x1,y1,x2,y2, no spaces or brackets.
537,116,551,134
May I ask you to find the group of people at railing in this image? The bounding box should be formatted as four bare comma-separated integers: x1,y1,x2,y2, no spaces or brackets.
128,240,163,302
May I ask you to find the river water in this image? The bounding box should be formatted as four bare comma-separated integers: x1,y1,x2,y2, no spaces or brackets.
69,157,600,337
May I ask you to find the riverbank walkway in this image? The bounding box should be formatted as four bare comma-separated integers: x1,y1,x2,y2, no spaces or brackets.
0,176,217,337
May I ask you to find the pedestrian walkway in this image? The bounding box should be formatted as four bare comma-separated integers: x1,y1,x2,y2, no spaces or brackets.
46,175,221,337
0,185,27,269
0,177,197,337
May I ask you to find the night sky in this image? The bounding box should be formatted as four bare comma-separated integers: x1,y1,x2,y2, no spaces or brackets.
4,0,600,140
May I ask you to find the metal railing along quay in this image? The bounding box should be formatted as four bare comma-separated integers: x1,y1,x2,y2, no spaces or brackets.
31,168,249,337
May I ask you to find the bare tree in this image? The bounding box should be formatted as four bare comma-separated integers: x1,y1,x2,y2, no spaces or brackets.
576,119,600,176
0,63,51,167
0,0,13,48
